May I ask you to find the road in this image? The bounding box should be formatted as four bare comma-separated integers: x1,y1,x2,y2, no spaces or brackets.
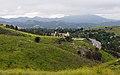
90,39,102,49
73,38,102,49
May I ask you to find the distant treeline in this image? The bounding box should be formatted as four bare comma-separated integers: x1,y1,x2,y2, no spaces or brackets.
5,24,18,30
20,27,84,36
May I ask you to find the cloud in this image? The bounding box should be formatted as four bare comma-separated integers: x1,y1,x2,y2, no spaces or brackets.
0,0,120,19
49,14,66,18
17,6,22,10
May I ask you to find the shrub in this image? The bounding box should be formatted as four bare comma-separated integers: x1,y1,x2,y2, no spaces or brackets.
85,51,102,61
57,38,66,44
85,51,92,59
65,36,73,42
35,37,41,43
92,52,102,61
77,50,81,55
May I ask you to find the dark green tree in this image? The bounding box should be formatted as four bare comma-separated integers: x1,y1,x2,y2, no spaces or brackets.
15,26,18,30
35,37,41,43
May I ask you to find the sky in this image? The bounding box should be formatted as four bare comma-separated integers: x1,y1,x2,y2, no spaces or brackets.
0,0,120,19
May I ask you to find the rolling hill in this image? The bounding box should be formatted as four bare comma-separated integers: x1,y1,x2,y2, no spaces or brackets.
89,26,120,35
105,26,120,35
0,24,120,75
0,24,115,71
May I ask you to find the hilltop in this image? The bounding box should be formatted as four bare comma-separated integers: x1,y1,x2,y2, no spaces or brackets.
89,26,120,35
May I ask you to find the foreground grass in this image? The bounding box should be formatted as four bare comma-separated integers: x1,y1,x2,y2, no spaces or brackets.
0,67,119,75
0,58,119,75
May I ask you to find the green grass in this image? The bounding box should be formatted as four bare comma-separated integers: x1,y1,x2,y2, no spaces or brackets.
0,59,119,75
99,50,114,62
0,25,98,71
106,26,120,35
0,34,97,71
0,25,117,74
87,26,120,35
0,68,116,75
73,40,96,49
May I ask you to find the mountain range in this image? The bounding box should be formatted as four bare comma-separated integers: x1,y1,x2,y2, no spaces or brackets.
0,14,120,28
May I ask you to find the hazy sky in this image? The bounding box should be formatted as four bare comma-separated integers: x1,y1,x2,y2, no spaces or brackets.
0,0,120,19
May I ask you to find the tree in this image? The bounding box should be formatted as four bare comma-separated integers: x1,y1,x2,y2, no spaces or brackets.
15,26,18,30
35,37,41,43
10,25,14,29
6,24,10,28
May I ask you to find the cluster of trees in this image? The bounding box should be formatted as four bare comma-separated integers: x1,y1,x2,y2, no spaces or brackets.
20,27,84,36
6,24,18,30
74,29,120,57
0,25,26,36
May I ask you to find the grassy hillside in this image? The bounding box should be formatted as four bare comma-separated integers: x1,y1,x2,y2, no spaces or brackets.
0,25,115,72
106,26,120,35
0,58,119,75
88,26,120,35
0,34,96,71
0,25,27,36
0,25,96,71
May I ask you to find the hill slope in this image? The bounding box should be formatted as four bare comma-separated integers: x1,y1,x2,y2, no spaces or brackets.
0,25,94,71
90,26,120,35
0,25,114,71
0,58,119,75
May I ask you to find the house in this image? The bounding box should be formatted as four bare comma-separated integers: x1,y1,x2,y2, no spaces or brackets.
51,32,70,37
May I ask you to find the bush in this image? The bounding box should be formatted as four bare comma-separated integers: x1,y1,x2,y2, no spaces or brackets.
65,36,73,42
85,51,92,59
92,52,102,61
85,51,102,61
77,50,81,55
57,38,66,44
35,37,41,43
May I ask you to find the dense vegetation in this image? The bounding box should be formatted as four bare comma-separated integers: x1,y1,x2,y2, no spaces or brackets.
82,27,120,57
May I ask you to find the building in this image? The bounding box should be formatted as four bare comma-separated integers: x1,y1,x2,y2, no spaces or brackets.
51,32,70,37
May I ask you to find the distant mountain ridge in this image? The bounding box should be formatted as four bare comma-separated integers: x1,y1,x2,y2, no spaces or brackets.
0,14,119,28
